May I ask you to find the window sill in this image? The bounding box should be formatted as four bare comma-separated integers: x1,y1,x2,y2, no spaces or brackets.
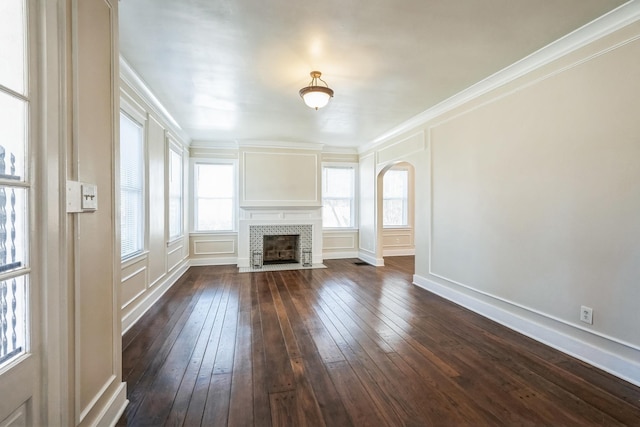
322,228,359,232
121,250,150,268
167,235,184,246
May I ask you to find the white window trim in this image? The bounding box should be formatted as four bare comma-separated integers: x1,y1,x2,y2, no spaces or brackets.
167,135,184,242
322,162,358,230
119,96,147,261
190,158,238,233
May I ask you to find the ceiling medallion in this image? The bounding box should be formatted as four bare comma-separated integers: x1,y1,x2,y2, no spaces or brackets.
299,71,334,110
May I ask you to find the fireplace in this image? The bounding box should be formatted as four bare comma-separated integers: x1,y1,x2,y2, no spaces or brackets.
263,234,299,264
239,210,322,269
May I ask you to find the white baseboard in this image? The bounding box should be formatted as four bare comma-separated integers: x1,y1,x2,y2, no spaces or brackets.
383,248,415,256
358,250,384,266
322,251,359,259
121,260,189,334
413,274,640,387
190,256,238,266
94,382,127,427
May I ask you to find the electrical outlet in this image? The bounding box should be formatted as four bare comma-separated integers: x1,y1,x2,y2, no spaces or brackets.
580,305,593,325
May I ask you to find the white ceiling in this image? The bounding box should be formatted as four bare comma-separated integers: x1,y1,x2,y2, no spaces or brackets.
119,0,627,149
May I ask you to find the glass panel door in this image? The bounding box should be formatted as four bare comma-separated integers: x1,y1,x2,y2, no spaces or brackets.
0,0,36,424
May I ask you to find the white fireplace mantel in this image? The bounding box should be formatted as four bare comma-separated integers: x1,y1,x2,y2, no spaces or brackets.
237,207,323,268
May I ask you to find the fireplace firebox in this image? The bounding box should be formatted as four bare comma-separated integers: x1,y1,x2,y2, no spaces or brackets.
263,234,299,264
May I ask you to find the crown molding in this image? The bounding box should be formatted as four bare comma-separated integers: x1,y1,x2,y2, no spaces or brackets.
236,140,324,151
189,140,239,150
322,145,359,155
119,56,192,145
360,0,640,154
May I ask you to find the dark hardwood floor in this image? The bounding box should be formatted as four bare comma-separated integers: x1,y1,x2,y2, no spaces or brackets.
118,257,640,426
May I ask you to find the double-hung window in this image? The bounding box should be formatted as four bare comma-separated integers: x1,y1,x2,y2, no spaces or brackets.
193,162,235,231
120,110,145,259
168,142,183,240
322,165,355,228
383,168,409,227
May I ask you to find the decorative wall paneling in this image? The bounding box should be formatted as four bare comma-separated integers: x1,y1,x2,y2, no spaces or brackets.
323,230,359,259
119,68,190,335
382,228,415,256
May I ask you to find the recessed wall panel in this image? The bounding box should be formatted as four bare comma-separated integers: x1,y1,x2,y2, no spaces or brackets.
242,151,320,205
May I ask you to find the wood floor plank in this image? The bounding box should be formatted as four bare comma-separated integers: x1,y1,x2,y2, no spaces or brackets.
258,273,296,394
250,274,272,427
269,391,300,427
163,282,226,427
227,274,255,427
182,277,233,426
278,272,353,426
324,360,390,426
119,257,640,426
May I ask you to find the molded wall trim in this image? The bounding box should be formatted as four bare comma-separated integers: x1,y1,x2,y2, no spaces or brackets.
93,382,127,427
121,260,189,334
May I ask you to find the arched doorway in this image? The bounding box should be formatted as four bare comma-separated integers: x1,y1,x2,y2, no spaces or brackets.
376,161,415,264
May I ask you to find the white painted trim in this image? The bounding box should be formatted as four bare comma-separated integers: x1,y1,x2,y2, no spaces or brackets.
322,145,359,155
237,140,324,151
119,56,190,144
383,248,415,257
190,140,238,150
360,1,640,153
79,375,116,422
189,257,238,266
120,265,146,283
358,250,384,267
423,270,640,353
413,274,640,387
121,260,189,334
93,382,127,427
167,244,184,256
322,251,359,259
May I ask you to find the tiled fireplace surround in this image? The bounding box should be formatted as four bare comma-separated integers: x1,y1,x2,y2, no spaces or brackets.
237,207,323,268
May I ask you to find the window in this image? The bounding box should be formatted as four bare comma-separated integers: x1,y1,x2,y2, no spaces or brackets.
168,144,183,240
322,166,355,228
383,168,408,227
194,162,235,231
0,0,29,367
120,111,144,258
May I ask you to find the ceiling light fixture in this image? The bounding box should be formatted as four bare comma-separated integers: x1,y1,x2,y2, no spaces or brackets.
299,71,334,110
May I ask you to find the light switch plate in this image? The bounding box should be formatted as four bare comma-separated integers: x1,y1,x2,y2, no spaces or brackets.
81,184,98,210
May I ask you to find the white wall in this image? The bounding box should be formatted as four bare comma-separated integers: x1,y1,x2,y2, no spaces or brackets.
367,14,640,385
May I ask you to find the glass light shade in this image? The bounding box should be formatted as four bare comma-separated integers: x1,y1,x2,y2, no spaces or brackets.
299,86,334,110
